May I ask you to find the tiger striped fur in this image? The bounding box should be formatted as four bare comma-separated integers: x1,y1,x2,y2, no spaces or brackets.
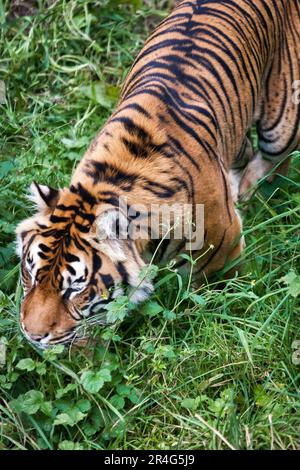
16,0,300,347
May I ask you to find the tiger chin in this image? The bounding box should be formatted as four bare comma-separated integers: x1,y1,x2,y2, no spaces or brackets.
16,0,300,347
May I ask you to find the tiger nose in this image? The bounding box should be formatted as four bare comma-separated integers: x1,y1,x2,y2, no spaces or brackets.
22,322,52,344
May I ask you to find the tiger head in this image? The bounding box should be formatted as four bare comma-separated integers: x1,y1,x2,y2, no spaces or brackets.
16,182,153,348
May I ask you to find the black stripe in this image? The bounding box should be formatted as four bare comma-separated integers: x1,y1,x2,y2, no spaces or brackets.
50,215,69,224
116,262,129,284
37,251,48,260
101,274,114,289
66,264,76,276
73,236,88,253
195,230,227,275
122,137,149,158
74,222,90,233
92,251,102,276
38,243,52,253
116,102,151,118
65,253,80,263
70,183,96,206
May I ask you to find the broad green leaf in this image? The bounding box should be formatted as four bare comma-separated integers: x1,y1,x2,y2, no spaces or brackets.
61,136,89,150
10,390,44,415
80,369,112,394
80,82,119,109
16,358,36,371
281,270,300,298
116,384,131,397
181,398,200,411
138,264,159,281
54,410,86,427
58,441,84,451
116,384,140,404
109,394,125,410
54,399,90,426
106,296,131,323
40,401,52,416
254,385,274,408
128,388,140,404
162,309,176,321
142,300,163,317
208,397,226,415
43,344,65,360
35,362,47,376
76,399,91,413
22,390,44,414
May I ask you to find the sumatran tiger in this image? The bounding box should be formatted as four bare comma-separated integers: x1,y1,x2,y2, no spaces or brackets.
16,0,300,347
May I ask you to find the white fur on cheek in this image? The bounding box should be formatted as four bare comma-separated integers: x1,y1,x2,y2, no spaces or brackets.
30,243,44,279
129,275,154,304
129,283,154,304
15,214,50,259
60,261,88,298
112,286,124,299
15,236,23,258
69,261,86,279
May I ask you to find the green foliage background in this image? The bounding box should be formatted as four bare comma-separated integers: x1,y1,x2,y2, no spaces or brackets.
0,0,299,450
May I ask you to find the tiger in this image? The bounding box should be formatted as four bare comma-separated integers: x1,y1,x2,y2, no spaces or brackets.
16,0,300,347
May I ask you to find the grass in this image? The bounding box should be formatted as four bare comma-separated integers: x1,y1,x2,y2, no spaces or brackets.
0,0,300,451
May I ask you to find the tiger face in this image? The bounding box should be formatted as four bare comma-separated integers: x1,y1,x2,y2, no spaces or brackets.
16,182,153,348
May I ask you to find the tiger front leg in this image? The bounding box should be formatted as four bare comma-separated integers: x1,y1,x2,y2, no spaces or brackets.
193,209,245,284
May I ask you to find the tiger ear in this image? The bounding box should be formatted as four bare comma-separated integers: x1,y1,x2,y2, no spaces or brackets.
29,181,60,211
96,209,129,262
